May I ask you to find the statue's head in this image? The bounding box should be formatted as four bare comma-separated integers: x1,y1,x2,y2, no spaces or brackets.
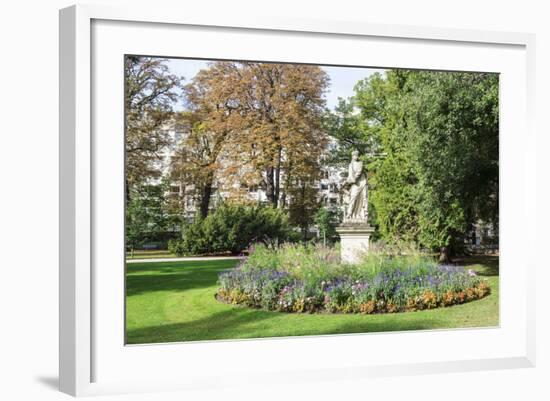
351,150,359,160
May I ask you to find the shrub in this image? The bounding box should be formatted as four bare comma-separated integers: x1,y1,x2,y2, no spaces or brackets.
167,238,187,256
171,204,293,256
216,244,490,314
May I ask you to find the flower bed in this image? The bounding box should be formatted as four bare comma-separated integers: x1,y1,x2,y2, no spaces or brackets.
216,244,490,314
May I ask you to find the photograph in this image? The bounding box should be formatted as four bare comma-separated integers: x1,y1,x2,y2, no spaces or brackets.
2,0,546,398
124,56,499,344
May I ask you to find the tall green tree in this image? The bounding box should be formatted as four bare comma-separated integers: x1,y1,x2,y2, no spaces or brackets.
327,70,499,260
321,98,367,165
322,74,387,166
354,72,422,246
401,71,499,259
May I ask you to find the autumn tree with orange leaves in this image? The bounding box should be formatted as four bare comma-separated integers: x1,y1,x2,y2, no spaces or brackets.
172,61,330,218
169,62,243,218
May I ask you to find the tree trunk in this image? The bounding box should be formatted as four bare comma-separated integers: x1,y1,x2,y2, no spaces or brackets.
438,246,451,264
274,147,282,208
275,167,280,208
125,178,131,205
199,185,212,218
199,171,215,218
280,164,293,209
265,165,277,208
301,185,308,243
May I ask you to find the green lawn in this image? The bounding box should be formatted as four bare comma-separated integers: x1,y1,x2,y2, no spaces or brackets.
125,256,499,344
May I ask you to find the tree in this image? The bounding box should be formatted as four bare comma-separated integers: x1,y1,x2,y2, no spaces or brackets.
402,71,499,260
287,179,321,242
314,206,340,246
353,72,422,246
125,56,181,202
172,63,247,218
218,62,330,208
169,112,229,219
327,70,499,260
322,98,370,166
125,184,170,257
169,61,330,218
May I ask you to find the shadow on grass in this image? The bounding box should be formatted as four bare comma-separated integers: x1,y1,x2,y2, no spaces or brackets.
126,259,238,273
126,307,276,343
126,259,239,296
126,305,445,344
454,255,499,277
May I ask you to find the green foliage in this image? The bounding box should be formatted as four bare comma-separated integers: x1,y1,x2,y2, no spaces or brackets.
404,71,499,252
126,196,149,253
321,73,389,166
327,70,499,254
167,238,186,256
314,206,340,245
126,184,171,254
287,182,321,241
170,204,293,255
242,243,341,278
322,98,369,165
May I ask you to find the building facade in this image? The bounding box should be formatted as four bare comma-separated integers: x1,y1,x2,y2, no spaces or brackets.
154,119,345,221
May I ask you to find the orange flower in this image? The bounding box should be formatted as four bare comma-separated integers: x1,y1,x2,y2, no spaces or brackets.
422,290,437,308
443,291,454,306
360,301,376,314
406,298,417,311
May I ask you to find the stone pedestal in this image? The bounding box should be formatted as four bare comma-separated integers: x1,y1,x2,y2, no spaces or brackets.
336,224,375,264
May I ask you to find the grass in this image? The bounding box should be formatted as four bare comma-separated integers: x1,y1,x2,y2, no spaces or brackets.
125,256,499,344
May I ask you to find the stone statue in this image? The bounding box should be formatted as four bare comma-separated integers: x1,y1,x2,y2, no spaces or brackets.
337,150,374,263
342,150,368,223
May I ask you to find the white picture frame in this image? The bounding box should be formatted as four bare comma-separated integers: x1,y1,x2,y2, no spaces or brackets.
59,3,536,397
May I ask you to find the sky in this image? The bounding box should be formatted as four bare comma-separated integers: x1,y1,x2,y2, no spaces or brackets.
166,58,386,111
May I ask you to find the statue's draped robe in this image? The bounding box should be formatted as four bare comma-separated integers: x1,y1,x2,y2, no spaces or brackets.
346,161,368,221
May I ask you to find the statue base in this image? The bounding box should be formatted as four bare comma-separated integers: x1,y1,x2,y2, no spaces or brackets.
336,223,375,264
